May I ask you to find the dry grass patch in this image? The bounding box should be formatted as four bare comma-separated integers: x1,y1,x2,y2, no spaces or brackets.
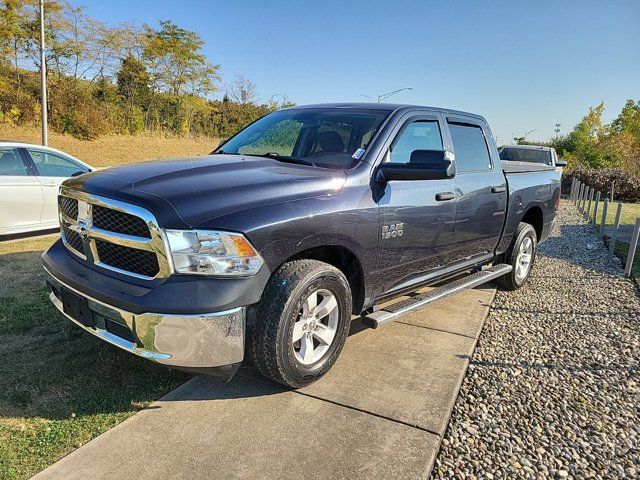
0,124,217,167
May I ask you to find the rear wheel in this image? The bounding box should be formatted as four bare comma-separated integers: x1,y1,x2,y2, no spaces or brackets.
497,222,537,290
248,260,352,388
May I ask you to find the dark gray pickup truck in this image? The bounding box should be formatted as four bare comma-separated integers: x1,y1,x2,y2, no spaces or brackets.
43,103,560,387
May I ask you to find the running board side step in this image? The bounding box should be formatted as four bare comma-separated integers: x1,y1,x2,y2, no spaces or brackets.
362,264,512,328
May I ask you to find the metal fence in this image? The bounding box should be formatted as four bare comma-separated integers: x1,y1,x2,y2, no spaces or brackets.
569,178,640,278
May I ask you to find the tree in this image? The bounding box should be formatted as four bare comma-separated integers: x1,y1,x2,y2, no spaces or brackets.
609,99,640,175
612,99,640,138
115,54,150,132
116,54,150,108
0,0,30,102
227,74,256,104
142,20,220,96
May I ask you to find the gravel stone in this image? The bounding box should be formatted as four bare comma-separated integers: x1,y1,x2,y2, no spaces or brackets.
430,201,640,480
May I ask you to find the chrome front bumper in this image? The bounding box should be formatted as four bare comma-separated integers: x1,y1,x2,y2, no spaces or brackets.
44,266,245,374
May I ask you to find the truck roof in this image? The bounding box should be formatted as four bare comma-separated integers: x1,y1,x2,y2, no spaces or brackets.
289,103,488,122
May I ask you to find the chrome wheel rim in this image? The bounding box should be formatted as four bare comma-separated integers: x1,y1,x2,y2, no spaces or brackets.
292,289,339,365
515,236,533,282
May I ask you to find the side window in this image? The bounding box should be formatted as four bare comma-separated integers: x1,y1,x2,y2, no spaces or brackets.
389,120,443,164
449,123,492,172
0,148,28,176
27,149,89,177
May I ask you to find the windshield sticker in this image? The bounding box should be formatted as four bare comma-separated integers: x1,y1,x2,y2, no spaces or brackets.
352,148,365,159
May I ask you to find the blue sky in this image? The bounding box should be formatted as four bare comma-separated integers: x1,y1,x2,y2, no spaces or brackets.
71,0,639,145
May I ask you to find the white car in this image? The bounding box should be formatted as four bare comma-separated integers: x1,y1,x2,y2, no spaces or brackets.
0,142,93,236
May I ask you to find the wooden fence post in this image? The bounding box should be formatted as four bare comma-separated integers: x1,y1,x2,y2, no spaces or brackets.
592,191,600,227
586,188,594,221
609,203,623,256
624,218,640,278
600,198,609,237
574,181,580,205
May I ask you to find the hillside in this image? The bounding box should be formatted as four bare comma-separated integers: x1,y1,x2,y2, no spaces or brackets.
0,124,217,167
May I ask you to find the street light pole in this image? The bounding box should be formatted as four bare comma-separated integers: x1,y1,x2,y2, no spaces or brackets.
377,87,412,103
39,0,48,146
523,128,537,140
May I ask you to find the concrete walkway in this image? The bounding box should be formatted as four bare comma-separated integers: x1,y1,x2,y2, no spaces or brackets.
33,286,496,480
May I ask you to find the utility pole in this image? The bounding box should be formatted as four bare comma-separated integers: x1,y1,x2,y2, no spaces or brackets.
554,123,561,139
39,0,48,146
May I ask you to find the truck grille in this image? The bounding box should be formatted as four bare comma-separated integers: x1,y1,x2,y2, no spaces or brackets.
95,240,160,277
93,205,151,239
59,196,78,220
58,188,170,280
63,225,84,254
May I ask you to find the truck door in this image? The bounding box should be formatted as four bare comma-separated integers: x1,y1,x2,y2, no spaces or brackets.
375,113,457,293
447,117,507,263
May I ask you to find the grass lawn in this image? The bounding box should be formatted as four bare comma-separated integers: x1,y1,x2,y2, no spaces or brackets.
584,198,640,229
0,124,217,167
0,234,188,479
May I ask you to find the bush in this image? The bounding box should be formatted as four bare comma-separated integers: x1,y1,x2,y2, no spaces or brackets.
564,165,640,202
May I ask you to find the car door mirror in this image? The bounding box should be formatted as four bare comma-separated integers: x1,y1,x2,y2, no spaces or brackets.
376,150,455,182
555,159,567,167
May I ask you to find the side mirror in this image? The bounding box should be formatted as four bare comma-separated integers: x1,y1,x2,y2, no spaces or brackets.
555,159,567,167
376,150,455,182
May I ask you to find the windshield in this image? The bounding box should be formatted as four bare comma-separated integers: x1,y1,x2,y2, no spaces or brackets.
499,147,552,165
216,108,390,169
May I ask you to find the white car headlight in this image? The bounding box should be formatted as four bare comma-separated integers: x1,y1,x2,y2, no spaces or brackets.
165,229,264,276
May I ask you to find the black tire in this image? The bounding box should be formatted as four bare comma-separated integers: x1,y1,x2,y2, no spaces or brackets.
248,259,352,388
497,222,538,291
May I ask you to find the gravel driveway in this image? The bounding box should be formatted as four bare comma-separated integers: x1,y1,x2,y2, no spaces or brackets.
431,201,640,479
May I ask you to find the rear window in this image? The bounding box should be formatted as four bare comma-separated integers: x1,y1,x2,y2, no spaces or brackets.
449,123,492,172
500,147,552,165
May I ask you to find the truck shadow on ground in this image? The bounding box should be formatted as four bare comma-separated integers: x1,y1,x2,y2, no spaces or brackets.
145,317,382,405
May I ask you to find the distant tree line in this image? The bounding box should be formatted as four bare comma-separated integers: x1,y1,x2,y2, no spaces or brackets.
515,100,640,177
0,0,293,139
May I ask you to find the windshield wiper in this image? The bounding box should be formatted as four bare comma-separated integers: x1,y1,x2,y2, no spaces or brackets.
254,152,316,167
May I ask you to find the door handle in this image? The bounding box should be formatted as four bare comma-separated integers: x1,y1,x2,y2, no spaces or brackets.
42,182,58,187
435,192,455,201
491,186,506,193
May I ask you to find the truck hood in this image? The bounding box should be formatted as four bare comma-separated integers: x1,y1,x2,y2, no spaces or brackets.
65,155,347,228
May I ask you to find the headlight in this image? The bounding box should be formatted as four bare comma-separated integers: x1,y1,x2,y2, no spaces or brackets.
165,229,264,276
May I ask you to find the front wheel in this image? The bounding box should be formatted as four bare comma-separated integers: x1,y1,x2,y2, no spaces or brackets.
248,259,352,388
497,222,537,291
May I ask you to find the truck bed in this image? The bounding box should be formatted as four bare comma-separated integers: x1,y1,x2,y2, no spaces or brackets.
500,160,555,174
